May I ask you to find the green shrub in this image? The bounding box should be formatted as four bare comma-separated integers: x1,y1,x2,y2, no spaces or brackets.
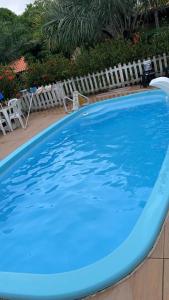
0,66,19,100
76,27,169,75
5,26,169,96
24,54,76,87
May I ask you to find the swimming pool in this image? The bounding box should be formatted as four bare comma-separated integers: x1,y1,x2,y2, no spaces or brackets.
0,90,169,299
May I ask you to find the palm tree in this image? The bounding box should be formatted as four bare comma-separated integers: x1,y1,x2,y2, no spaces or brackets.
44,0,141,53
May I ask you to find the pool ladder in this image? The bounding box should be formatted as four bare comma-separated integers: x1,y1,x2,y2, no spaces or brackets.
63,91,89,113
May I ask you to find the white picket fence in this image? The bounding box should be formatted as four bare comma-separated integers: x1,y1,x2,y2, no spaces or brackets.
21,82,65,112
21,53,169,112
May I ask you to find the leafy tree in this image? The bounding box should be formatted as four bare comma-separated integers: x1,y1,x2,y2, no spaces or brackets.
0,2,52,64
0,8,28,63
22,0,51,39
20,0,53,61
0,7,17,22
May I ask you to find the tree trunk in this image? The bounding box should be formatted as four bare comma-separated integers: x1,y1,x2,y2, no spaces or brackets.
154,9,160,28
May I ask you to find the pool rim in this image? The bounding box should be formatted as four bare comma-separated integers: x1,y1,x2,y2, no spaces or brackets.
0,89,169,300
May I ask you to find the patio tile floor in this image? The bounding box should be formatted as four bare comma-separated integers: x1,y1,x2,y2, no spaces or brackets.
88,218,168,300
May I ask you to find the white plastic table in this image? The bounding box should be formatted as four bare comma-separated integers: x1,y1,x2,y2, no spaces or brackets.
0,106,13,132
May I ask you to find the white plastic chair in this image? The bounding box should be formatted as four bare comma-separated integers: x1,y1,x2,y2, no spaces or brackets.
0,115,7,135
8,98,25,129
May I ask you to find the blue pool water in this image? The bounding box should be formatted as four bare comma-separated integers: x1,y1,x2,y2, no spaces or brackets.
0,92,169,274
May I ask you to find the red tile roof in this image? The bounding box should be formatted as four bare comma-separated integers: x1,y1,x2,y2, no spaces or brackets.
9,57,28,73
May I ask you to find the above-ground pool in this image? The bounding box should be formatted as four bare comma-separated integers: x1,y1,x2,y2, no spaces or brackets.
1,90,169,299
